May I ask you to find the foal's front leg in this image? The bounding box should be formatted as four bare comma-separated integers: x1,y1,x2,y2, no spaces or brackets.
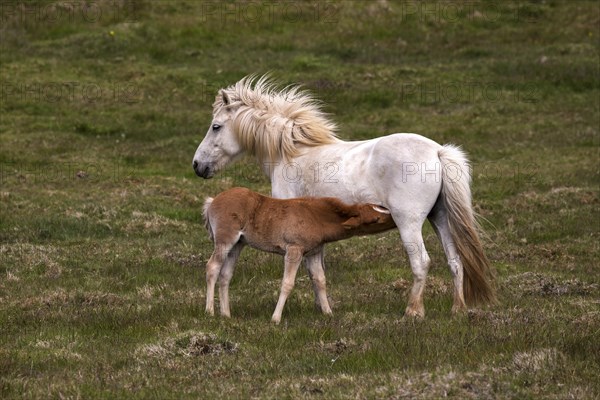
272,246,303,324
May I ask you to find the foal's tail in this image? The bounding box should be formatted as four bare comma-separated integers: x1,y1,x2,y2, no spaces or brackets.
438,145,496,306
202,197,215,242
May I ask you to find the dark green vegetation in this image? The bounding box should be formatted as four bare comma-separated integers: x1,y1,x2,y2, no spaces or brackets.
1,1,598,398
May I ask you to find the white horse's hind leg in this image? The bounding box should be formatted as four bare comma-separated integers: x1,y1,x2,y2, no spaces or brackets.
218,242,244,317
398,220,431,318
429,206,467,313
304,247,332,316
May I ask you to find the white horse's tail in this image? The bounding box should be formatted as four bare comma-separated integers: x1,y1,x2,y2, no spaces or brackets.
203,197,215,242
439,145,496,305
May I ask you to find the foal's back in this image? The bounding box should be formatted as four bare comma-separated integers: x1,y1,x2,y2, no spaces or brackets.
250,195,351,250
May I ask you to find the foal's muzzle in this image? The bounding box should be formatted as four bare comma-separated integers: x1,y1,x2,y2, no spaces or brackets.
193,161,214,179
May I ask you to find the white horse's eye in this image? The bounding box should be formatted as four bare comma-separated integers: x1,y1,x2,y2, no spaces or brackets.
212,124,221,132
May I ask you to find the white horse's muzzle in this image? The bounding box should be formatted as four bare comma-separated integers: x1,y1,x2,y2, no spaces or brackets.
193,161,215,179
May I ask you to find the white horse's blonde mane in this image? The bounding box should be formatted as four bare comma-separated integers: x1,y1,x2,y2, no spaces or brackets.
213,75,339,161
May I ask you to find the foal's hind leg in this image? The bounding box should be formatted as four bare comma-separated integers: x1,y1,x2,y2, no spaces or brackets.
272,246,303,324
218,242,244,317
304,247,332,316
205,250,224,316
205,239,238,316
429,206,467,314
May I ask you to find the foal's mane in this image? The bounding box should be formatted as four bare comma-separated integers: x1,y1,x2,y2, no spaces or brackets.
213,75,339,161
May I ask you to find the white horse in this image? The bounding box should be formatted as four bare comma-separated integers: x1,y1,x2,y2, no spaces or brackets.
192,75,495,318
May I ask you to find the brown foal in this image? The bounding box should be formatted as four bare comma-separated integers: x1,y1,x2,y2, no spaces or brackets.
202,187,396,323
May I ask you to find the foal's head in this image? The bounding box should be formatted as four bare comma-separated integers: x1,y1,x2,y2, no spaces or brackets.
342,204,396,234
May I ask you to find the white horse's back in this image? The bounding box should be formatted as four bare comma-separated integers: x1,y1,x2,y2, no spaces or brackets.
274,133,444,211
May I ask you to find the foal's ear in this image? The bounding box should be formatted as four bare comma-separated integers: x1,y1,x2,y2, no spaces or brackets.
342,216,361,230
372,205,391,214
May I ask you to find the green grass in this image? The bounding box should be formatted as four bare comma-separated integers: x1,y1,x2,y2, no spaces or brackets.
1,0,599,398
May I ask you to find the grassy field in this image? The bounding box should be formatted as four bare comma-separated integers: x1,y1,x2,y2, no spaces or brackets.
1,0,599,398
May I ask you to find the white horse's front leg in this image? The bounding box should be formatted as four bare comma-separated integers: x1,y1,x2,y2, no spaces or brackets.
272,247,303,324
304,248,332,316
218,243,243,317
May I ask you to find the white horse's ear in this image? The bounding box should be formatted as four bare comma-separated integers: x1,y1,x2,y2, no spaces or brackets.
220,89,231,105
372,205,391,214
